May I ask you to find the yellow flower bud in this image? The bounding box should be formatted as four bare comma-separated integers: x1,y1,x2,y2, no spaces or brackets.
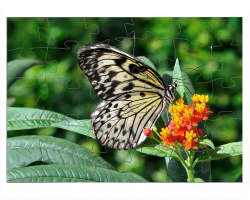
152,125,158,132
199,94,209,103
192,94,200,102
178,99,184,104
204,95,209,103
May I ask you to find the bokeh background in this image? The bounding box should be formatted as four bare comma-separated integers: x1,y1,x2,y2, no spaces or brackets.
7,17,242,182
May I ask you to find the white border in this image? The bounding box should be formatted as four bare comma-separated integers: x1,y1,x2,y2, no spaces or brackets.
1,1,249,200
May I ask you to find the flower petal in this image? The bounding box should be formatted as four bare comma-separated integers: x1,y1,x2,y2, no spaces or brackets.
197,128,203,136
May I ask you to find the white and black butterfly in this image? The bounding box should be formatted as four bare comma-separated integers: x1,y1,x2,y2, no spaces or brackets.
77,43,178,150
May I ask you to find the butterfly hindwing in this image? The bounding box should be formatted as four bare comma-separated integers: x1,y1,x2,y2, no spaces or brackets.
91,91,167,150
77,43,166,100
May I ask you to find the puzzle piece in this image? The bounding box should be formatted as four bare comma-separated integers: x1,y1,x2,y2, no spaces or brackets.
7,17,242,182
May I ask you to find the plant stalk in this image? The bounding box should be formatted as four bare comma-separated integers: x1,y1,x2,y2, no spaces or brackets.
186,166,195,182
184,150,196,182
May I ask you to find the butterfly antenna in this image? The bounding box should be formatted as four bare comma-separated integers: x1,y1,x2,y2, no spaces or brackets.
177,84,195,96
174,81,193,85
184,85,194,96
173,64,205,83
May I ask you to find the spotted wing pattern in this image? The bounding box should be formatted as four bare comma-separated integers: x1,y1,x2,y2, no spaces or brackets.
91,92,167,150
77,43,167,150
77,43,166,100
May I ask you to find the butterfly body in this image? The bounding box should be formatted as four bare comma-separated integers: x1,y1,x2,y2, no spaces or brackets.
77,43,177,150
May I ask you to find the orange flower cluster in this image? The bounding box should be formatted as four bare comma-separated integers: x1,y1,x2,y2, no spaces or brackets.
159,94,212,150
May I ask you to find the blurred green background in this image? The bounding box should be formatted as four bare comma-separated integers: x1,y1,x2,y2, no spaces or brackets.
7,17,242,182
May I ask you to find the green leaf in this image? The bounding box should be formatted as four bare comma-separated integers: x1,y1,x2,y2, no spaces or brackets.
162,71,173,86
165,156,187,182
135,144,179,159
155,111,168,129
7,135,115,171
122,172,148,182
161,71,175,124
199,139,215,150
7,59,43,88
137,56,156,70
7,165,148,182
180,71,195,105
7,107,73,131
194,178,205,182
193,150,211,182
52,119,94,139
173,58,185,98
7,98,16,106
196,142,242,163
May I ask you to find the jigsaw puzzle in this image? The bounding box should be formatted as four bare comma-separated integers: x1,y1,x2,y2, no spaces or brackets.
7,17,242,183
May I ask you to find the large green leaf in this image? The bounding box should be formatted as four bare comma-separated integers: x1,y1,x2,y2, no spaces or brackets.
7,135,115,171
195,142,242,163
173,58,185,98
7,59,43,88
7,165,148,182
52,119,94,139
165,156,187,182
7,107,73,131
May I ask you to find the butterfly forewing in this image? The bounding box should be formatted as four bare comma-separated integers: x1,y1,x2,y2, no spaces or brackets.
77,43,170,150
77,43,166,100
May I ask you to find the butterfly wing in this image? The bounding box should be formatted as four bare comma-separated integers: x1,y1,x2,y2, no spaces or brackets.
77,43,166,100
77,43,167,149
91,92,167,150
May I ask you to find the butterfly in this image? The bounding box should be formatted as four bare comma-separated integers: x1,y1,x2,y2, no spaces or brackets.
77,43,178,150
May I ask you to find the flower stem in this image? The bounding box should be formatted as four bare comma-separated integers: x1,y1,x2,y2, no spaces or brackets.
174,148,188,169
184,150,196,182
186,167,195,182
153,130,161,138
150,136,162,144
192,158,198,169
